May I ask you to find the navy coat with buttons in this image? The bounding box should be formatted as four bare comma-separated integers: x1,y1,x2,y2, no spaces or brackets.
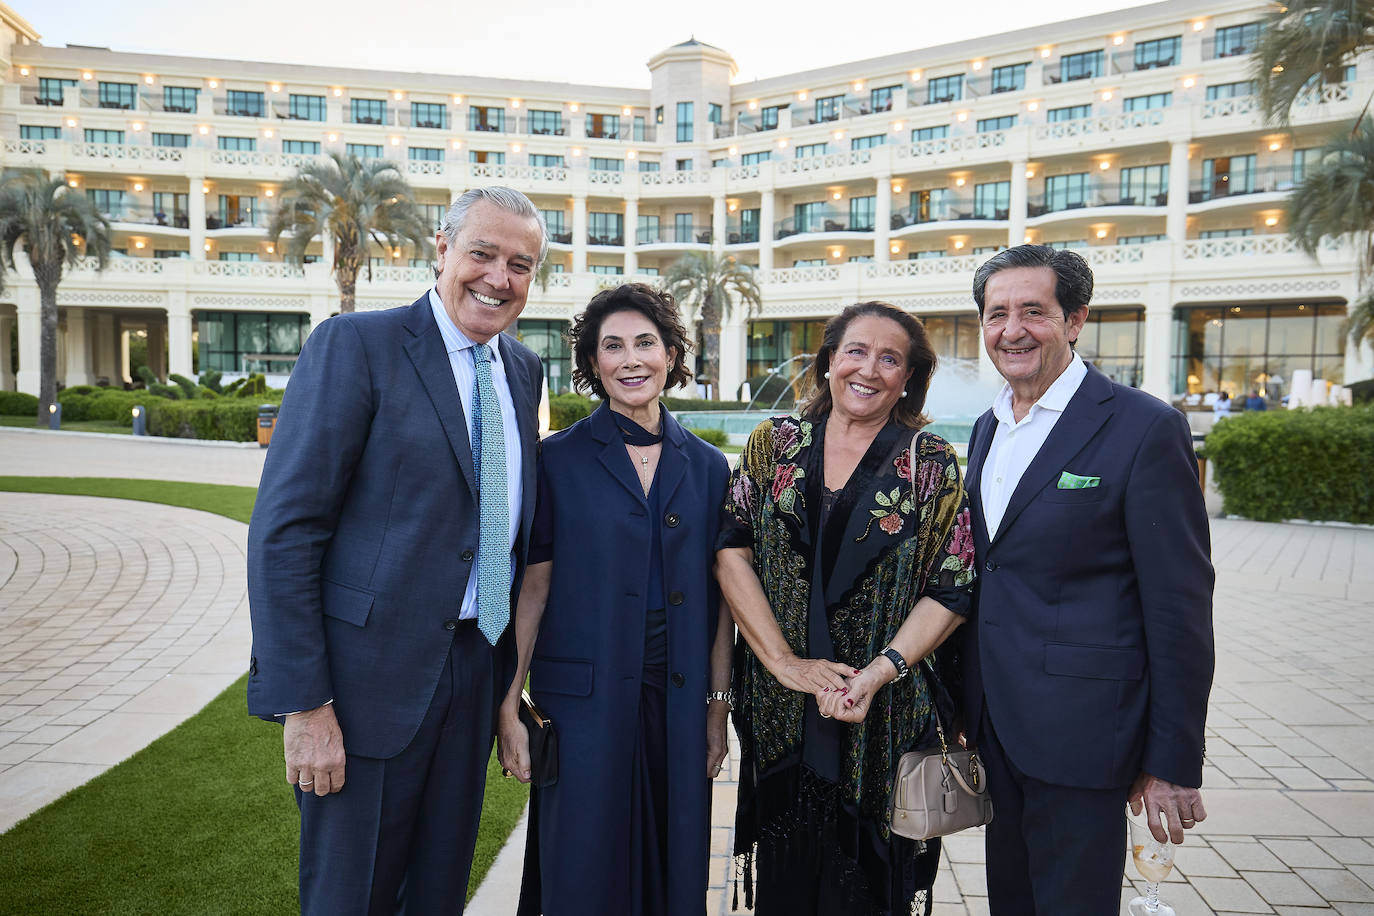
523,402,730,914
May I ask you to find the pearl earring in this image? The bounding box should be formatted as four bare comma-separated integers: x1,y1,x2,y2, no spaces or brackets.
824,371,831,379
901,390,908,397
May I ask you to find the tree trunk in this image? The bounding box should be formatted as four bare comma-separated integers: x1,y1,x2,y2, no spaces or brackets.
35,267,59,427
701,292,721,399
337,264,358,313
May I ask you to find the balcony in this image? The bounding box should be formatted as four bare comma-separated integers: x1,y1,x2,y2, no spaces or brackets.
1189,167,1294,204
1032,109,1165,140
636,225,712,246
889,194,1008,228
1027,182,1169,217
774,208,874,240
519,116,566,137
724,221,760,245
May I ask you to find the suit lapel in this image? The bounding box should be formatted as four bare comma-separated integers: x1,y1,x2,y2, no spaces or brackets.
402,297,477,499
656,408,690,509
965,409,996,554
992,366,1114,545
591,404,650,505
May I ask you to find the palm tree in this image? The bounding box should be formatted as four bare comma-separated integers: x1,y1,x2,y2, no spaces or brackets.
0,169,111,425
268,152,434,313
664,252,761,398
1253,0,1374,125
1287,120,1374,342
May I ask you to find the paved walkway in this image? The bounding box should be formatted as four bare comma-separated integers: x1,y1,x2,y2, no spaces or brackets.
2,430,1373,913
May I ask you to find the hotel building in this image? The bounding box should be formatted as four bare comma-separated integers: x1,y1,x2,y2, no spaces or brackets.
0,0,1368,405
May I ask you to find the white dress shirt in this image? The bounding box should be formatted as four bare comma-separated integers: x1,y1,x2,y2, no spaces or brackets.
428,287,524,619
979,352,1088,540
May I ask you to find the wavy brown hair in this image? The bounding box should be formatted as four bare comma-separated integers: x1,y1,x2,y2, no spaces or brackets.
569,283,693,399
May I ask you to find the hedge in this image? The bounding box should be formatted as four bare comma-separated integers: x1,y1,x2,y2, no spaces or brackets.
549,393,593,430
689,427,729,447
146,400,262,442
662,397,749,412
57,388,152,425
1204,406,1374,524
0,391,38,416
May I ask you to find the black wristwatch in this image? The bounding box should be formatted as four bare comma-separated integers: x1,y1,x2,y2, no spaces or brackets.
880,646,909,681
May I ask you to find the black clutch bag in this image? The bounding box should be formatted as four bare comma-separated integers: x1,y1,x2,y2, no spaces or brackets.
519,690,559,789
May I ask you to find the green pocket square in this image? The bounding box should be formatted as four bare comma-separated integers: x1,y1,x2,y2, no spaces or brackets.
1057,471,1101,489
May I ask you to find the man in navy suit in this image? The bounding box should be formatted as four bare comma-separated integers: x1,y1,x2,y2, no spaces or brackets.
247,187,547,914
962,245,1214,914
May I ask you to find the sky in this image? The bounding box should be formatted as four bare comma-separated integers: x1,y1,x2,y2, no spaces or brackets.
21,0,1149,87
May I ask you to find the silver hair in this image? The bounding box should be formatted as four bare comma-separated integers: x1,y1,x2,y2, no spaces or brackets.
439,186,548,266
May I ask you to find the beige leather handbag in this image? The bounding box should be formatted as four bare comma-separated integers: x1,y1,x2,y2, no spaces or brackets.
889,693,994,840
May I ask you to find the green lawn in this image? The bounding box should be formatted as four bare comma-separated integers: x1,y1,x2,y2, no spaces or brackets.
0,416,131,434
0,476,529,913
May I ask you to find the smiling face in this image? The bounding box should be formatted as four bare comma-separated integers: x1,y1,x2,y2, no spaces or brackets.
595,309,675,422
434,199,543,344
828,314,915,425
981,266,1087,406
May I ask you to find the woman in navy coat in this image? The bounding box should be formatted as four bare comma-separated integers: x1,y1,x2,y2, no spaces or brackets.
498,282,733,915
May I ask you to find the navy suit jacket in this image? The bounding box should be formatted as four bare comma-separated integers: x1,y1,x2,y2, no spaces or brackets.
246,294,543,759
963,363,1214,790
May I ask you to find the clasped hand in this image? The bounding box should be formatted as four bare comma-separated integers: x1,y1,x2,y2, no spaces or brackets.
773,655,884,724
496,699,532,784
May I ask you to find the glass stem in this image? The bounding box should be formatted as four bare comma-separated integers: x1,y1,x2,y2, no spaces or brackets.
1145,881,1161,912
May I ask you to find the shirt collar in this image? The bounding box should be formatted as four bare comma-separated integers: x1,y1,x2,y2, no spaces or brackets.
991,351,1086,425
428,287,503,368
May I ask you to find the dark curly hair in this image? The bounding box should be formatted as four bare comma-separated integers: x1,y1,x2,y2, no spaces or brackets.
801,301,937,430
569,283,693,400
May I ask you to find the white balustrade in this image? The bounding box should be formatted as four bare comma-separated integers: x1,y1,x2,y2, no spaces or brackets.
361,265,433,284
193,260,307,279
587,169,624,185
776,150,873,175
1031,111,1164,140
1200,96,1260,119
406,160,446,176
70,256,167,275
897,131,1009,159
5,138,48,155
639,170,711,186
1081,244,1147,266
1182,235,1304,259
760,265,842,284
728,165,761,181
864,255,981,278
71,143,186,162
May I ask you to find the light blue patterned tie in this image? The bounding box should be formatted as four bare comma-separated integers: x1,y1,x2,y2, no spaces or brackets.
471,343,509,645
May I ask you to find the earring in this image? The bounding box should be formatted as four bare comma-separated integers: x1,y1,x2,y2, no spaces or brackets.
901,390,908,397
824,371,831,379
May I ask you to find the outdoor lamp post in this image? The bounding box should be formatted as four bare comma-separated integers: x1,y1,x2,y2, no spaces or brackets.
132,405,147,436
47,403,61,430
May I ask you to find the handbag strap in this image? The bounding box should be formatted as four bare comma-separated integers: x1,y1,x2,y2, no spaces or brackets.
908,428,952,759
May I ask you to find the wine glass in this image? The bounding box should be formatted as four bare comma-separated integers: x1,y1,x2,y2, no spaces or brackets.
1127,810,1177,916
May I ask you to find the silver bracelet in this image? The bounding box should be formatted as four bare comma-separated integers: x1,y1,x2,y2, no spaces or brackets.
880,646,909,681
707,689,735,709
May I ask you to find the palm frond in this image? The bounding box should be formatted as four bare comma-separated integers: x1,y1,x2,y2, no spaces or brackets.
1285,118,1374,268
1253,0,1374,125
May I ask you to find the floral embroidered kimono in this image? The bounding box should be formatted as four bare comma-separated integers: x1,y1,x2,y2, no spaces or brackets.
718,414,976,915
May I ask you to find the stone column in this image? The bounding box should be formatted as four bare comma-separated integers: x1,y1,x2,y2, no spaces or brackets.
1009,159,1028,247
15,288,40,395
623,196,638,276
63,307,94,386
1141,280,1174,401
168,292,194,380
189,174,207,260
308,292,335,333
719,314,747,402
0,311,15,391
875,176,892,263
759,189,775,273
711,194,727,253
571,195,588,273
1167,139,1190,243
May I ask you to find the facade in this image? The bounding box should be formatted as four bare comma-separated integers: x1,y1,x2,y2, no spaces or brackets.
0,0,1369,405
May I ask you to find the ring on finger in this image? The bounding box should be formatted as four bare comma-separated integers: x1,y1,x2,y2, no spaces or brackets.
299,780,314,788
820,712,832,719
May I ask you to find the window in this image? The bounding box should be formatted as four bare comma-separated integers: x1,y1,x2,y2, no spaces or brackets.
151,192,188,226
638,160,660,172
870,85,900,112
927,75,963,104
219,251,259,262
1123,92,1172,112
1118,234,1166,245
1214,22,1262,58
746,319,830,379
588,265,622,275
850,134,886,150
1198,228,1254,238
346,143,383,159
911,125,949,142
633,116,647,140
909,188,950,222
1045,172,1091,211
793,201,828,233
676,101,694,142
217,135,255,151
761,105,785,130
419,204,445,229
469,105,504,132
1134,36,1181,69
735,208,760,244
654,105,664,125
921,314,982,362
529,154,565,168
1047,104,1092,122
848,255,874,263
793,258,826,267
409,146,443,161
977,114,1017,133
1172,302,1346,398
713,157,728,168
586,113,621,139
814,95,842,123
218,194,258,227
283,139,320,155
1059,50,1104,82
587,212,624,245
350,98,386,124
990,63,1030,93
1075,308,1145,387
708,103,723,123
152,132,190,147
155,249,189,259
639,267,660,276
410,102,446,129
1292,147,1320,182
513,319,573,392
98,81,135,110
37,77,77,105
795,142,828,158
675,158,692,171
289,94,326,121
1301,64,1357,92
540,210,567,239
20,125,61,140
1046,239,1089,249
528,109,562,135
84,128,125,145
973,181,1010,219
227,90,265,117
912,250,947,259
86,189,128,218
163,86,199,113
198,311,310,374
637,214,661,244
1206,80,1255,100
1201,155,1257,199
849,195,875,231
590,157,624,171
674,213,694,244
742,151,772,165
1119,164,1169,205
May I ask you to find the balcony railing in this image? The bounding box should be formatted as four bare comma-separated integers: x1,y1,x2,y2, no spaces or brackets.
724,222,760,244
1189,167,1295,203
639,169,711,186
775,209,875,239
70,142,187,162
1032,110,1165,140
1028,182,1168,216
898,131,1009,160
636,225,712,245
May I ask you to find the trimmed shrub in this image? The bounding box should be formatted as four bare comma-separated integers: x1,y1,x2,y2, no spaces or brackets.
549,393,593,430
689,427,729,447
169,374,199,399
199,369,224,394
235,374,268,398
57,387,153,425
1204,406,1374,524
662,397,749,412
146,399,260,441
0,391,38,416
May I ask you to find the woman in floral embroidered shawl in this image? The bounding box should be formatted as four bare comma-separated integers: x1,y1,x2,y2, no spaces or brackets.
717,302,976,915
